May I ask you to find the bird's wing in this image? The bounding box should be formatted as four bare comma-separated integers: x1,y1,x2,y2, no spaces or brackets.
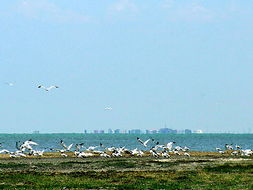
137,138,144,144
48,86,59,90
143,139,151,146
60,141,67,149
67,144,73,151
27,141,38,146
15,142,21,150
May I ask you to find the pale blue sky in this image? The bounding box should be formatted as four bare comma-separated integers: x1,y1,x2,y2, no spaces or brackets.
1,0,253,133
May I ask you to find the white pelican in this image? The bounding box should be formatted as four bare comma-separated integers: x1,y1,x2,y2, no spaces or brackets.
241,149,253,156
85,146,99,151
61,153,68,157
161,151,170,158
38,85,59,91
100,152,111,158
231,151,239,156
150,149,159,157
165,142,176,151
225,144,233,150
60,140,73,151
0,149,9,154
184,152,190,157
137,137,151,147
78,152,94,158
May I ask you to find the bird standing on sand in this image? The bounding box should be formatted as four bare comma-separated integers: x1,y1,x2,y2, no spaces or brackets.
38,85,59,91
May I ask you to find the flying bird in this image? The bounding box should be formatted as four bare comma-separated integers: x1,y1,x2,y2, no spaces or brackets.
38,85,59,91
137,137,151,147
5,82,14,86
104,107,113,110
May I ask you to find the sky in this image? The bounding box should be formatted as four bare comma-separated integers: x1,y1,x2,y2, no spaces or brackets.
1,0,253,133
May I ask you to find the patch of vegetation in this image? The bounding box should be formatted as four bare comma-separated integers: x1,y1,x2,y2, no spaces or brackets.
0,163,28,168
0,156,253,189
204,163,253,173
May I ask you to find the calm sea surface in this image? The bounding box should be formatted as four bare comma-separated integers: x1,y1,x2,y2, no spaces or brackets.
0,133,252,152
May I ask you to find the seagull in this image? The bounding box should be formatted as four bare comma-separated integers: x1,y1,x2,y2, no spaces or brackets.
104,107,113,110
38,85,59,91
137,137,151,147
5,82,14,86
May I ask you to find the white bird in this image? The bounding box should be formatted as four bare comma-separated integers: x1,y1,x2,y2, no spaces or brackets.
231,151,239,156
77,152,94,158
0,149,9,154
165,142,176,151
60,140,73,151
5,82,14,86
38,85,59,91
104,107,113,110
61,153,68,157
241,149,253,156
86,146,99,151
161,151,170,158
130,148,143,157
225,144,233,150
184,152,190,157
150,149,159,157
137,137,151,147
235,145,241,150
100,152,111,158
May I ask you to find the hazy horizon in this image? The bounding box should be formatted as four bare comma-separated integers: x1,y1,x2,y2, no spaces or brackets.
1,1,253,133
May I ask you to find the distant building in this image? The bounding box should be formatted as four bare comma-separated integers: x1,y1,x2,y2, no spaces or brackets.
146,129,158,134
94,130,104,134
114,129,120,134
121,130,128,134
185,129,192,134
108,129,113,134
94,130,99,134
159,128,177,134
129,129,141,134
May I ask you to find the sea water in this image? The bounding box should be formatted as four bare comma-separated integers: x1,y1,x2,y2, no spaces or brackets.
0,133,252,152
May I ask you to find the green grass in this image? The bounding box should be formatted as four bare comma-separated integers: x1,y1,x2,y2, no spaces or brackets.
0,156,253,189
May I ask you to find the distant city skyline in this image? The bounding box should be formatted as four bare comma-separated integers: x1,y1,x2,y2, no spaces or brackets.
1,1,253,133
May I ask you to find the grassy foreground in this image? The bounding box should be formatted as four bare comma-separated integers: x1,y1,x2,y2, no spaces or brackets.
0,152,253,189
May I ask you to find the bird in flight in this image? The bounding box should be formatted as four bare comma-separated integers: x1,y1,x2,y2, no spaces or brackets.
104,107,113,110
38,85,59,91
137,137,151,147
5,82,14,86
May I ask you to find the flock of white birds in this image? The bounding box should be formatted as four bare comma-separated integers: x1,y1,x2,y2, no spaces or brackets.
3,82,252,158
0,138,252,158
